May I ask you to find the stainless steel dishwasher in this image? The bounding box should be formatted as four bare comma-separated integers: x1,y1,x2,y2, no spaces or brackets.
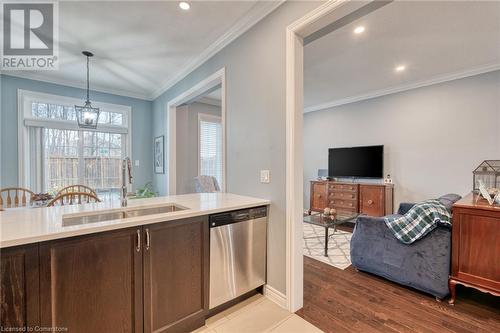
209,206,268,309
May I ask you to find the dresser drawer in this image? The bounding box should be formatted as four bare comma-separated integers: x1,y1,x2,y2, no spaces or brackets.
329,199,358,210
329,183,358,192
329,191,357,200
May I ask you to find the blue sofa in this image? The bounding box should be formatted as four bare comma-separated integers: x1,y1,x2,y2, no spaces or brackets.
350,194,461,299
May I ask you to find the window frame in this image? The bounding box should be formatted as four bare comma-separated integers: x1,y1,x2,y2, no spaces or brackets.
197,113,223,190
17,89,132,190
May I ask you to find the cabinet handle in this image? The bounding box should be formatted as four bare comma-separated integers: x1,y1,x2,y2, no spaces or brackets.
145,228,150,251
367,200,374,205
136,230,141,252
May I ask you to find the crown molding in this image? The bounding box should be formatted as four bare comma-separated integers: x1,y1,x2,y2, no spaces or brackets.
2,1,283,102
2,72,152,101
304,63,500,113
149,0,285,100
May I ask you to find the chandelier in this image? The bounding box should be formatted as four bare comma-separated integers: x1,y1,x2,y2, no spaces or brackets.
75,51,100,129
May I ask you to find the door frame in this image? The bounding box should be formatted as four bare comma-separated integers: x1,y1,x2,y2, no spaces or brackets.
165,68,226,195
285,0,375,312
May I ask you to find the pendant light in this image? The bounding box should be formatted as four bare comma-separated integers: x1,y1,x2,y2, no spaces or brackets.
75,51,100,129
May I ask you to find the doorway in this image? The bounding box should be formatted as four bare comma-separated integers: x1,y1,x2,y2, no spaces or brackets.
166,68,226,195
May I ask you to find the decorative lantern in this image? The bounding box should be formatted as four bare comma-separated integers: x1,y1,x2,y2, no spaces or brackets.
473,160,500,191
75,51,100,129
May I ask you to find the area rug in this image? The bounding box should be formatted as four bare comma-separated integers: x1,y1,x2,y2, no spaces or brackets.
303,223,352,270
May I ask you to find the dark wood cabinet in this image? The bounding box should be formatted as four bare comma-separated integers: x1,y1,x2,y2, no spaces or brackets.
309,180,393,216
39,227,143,333
310,181,327,213
359,185,385,217
143,217,209,333
0,244,40,330
1,217,210,333
449,193,500,304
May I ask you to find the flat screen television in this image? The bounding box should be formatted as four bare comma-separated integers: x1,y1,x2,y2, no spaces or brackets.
328,145,383,178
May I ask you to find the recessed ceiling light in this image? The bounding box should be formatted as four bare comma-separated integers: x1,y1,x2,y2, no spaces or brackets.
179,2,190,10
354,26,365,34
395,65,406,72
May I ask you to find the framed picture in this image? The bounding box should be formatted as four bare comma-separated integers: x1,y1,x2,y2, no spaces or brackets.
154,136,165,174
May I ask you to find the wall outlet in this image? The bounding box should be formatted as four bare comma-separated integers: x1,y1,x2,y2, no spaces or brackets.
134,160,140,167
260,170,270,183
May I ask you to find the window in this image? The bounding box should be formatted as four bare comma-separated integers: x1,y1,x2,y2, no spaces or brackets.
18,90,131,199
198,114,223,188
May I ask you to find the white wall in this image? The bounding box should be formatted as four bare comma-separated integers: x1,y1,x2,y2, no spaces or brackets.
176,102,221,194
304,71,500,210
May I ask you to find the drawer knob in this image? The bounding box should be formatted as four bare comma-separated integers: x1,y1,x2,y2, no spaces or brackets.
367,199,374,205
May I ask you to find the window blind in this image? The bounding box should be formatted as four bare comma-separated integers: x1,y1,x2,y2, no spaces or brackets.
199,116,222,188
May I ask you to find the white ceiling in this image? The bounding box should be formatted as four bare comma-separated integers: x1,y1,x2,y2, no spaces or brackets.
304,1,500,112
7,0,281,100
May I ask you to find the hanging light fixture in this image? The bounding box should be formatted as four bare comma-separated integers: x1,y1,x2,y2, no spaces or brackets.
75,51,100,129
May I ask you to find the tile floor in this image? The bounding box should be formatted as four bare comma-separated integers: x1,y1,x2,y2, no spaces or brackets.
191,294,323,333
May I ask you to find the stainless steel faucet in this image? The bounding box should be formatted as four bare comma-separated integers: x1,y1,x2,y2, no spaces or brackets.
121,157,133,207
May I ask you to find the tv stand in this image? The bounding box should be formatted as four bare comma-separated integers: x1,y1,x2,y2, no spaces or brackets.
309,180,393,217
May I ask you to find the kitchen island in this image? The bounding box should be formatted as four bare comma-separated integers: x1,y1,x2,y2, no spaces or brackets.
0,193,270,333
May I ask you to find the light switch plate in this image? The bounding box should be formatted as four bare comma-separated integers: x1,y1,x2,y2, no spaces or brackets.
260,170,270,183
134,160,140,167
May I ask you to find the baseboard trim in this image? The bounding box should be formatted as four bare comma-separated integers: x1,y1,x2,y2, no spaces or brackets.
264,285,288,310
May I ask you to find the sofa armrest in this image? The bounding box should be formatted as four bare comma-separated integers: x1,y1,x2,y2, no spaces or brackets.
353,215,387,237
397,202,415,215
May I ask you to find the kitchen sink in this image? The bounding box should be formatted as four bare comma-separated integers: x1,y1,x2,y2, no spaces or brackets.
124,205,185,218
62,204,187,226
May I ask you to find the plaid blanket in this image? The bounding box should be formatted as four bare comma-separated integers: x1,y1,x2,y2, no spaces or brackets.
384,199,451,244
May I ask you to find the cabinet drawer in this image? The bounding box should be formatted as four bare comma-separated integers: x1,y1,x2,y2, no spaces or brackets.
330,206,358,214
329,184,358,192
329,199,358,209
329,192,357,200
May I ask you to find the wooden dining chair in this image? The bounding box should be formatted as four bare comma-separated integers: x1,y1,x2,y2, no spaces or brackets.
47,192,101,207
56,185,98,197
0,188,35,209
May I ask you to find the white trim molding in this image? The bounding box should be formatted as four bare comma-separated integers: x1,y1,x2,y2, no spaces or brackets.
264,285,288,310
285,0,373,313
5,72,152,101
304,63,500,113
166,68,227,195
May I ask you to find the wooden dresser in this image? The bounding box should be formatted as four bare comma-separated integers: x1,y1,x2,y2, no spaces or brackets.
449,193,500,304
309,180,393,217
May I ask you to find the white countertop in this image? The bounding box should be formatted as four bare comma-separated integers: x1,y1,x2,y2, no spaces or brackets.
0,193,270,248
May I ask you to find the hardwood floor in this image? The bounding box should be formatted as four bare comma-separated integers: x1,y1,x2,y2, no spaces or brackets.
296,254,500,333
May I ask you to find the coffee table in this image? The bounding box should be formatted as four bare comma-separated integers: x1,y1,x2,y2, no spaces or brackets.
303,212,359,257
